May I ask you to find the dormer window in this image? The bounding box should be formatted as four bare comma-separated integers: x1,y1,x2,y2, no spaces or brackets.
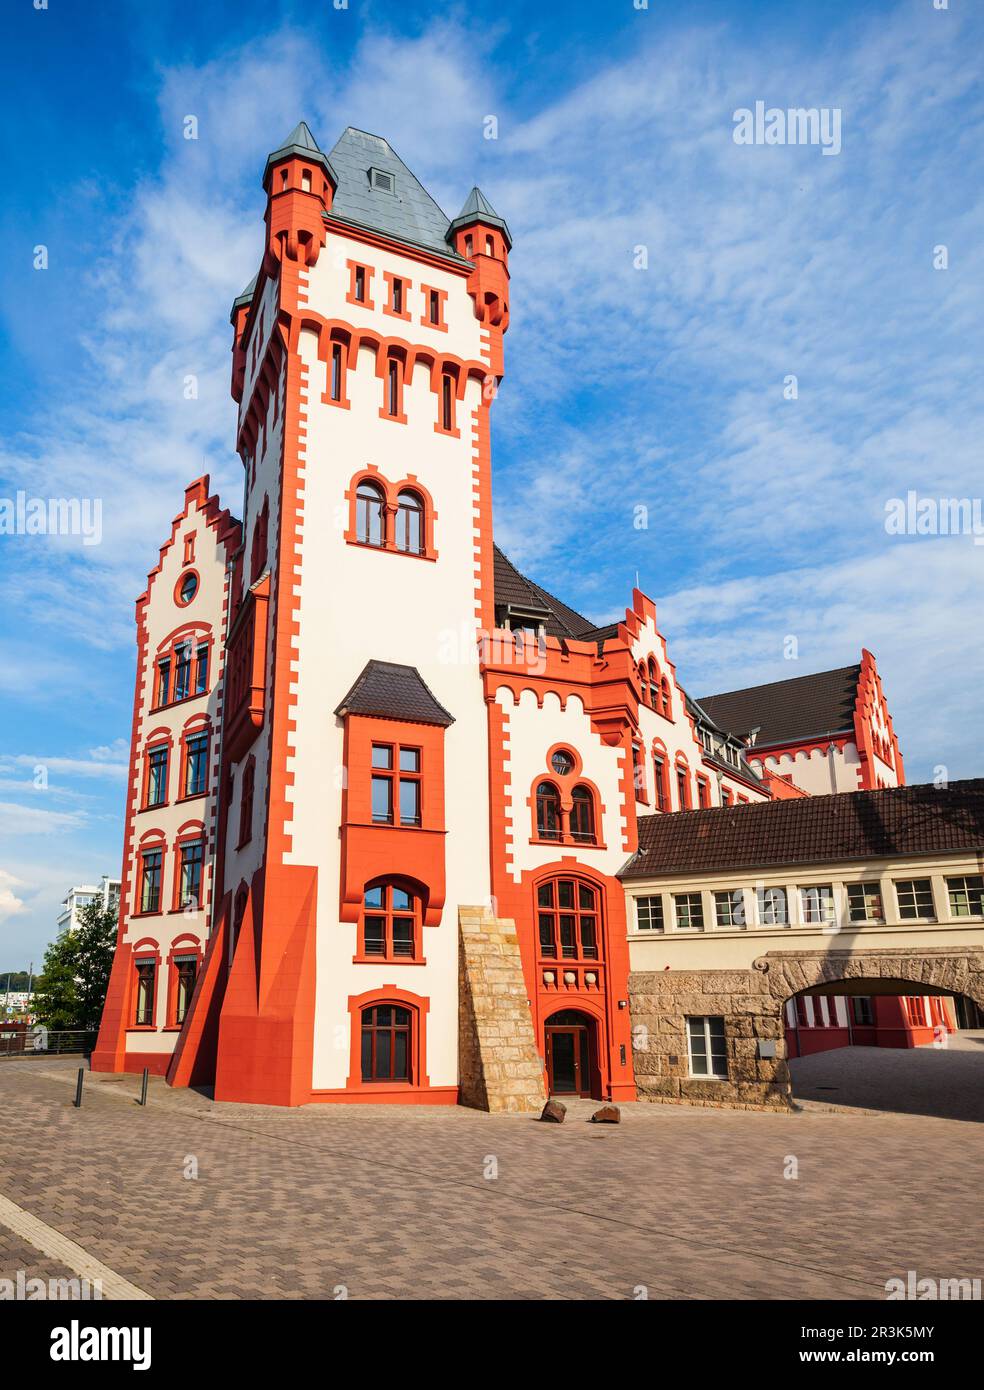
370,168,395,193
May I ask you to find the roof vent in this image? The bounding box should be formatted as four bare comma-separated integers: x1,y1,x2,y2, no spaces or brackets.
370,168,395,193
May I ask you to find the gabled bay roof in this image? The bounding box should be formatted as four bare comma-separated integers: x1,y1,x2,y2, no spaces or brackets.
335,660,454,726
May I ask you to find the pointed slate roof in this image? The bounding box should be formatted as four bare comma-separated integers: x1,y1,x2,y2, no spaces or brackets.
335,660,455,727
325,127,470,263
263,121,337,188
698,665,862,747
447,185,513,249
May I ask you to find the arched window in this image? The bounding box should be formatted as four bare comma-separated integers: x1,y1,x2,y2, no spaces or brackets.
250,495,269,583
648,659,659,710
570,786,596,844
361,880,419,959
536,877,601,960
652,746,669,812
675,759,692,810
639,663,649,707
535,782,561,840
361,1003,412,1082
660,676,671,717
395,490,424,555
356,480,386,547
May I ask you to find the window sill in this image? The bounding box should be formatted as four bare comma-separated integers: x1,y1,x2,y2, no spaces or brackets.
139,802,170,814
419,316,448,333
323,394,351,411
383,306,412,322
176,792,207,804
151,692,208,714
378,408,409,425
433,424,461,440
529,836,606,850
126,1025,158,1033
131,909,163,920
161,1026,185,1033
352,956,426,966
344,538,437,563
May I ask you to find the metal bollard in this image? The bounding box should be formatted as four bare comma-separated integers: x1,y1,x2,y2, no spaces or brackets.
139,1068,149,1106
73,1068,84,1108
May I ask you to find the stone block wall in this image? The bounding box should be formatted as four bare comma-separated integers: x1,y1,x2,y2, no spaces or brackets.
628,968,792,1111
458,907,547,1113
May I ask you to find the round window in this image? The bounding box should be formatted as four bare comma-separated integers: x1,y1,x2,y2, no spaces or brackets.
550,749,574,776
178,572,198,605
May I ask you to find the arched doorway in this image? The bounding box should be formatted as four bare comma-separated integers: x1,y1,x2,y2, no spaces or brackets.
544,1009,598,1097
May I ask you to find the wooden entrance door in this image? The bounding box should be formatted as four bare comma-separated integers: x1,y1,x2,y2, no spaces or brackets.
545,1018,593,1096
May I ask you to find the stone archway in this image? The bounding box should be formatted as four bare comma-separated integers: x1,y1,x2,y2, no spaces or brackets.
628,946,984,1112
757,946,984,1013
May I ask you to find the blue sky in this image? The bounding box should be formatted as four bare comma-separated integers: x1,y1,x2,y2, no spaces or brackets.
1,0,982,967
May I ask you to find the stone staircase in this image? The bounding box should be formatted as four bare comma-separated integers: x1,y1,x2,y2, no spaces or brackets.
458,907,547,1113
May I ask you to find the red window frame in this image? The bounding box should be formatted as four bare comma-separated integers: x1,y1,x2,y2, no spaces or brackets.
370,741,422,827
536,876,603,962
356,879,423,963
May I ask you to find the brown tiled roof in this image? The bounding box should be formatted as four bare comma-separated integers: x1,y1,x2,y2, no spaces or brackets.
697,664,861,746
492,545,604,641
620,780,984,880
335,661,454,726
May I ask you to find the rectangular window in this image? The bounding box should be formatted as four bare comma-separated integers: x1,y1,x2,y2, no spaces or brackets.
173,645,191,701
146,745,168,807
687,1016,727,1078
387,360,399,416
674,892,704,931
330,342,342,401
238,761,254,847
140,850,162,914
156,659,170,707
851,996,874,1026
178,839,204,909
399,778,420,827
757,886,788,925
194,643,209,695
676,768,690,809
371,774,393,824
184,733,209,797
947,875,984,918
636,895,664,932
632,743,646,799
371,743,421,827
800,884,835,926
847,882,883,923
714,889,745,929
354,265,366,302
391,278,403,314
696,776,711,809
429,289,440,324
895,878,935,921
441,374,453,430
134,961,156,1026
173,956,197,1025
538,912,557,958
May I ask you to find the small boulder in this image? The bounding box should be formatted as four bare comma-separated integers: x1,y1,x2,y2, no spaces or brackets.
591,1104,621,1124
540,1099,567,1123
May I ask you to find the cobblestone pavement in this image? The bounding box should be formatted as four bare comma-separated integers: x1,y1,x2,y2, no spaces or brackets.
790,1031,984,1122
0,1058,981,1300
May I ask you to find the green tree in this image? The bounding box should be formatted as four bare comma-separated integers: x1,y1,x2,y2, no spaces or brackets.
32,901,118,1029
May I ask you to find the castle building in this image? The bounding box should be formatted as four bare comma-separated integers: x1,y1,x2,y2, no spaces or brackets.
94,123,948,1111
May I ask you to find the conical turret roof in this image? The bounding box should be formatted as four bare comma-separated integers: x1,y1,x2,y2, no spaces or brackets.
446,185,512,249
